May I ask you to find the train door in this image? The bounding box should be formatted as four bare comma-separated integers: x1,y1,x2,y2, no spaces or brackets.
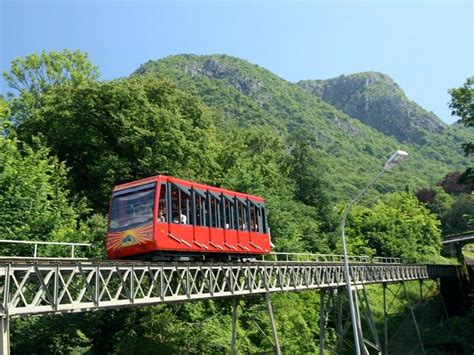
222,195,238,252
259,204,270,251
168,183,193,250
248,200,261,252
236,197,251,251
155,182,169,249
193,188,210,251
208,190,225,251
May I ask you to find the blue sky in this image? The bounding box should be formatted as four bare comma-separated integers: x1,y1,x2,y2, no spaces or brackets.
1,0,472,124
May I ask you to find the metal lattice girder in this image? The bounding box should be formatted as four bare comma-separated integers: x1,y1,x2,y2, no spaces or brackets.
0,262,456,319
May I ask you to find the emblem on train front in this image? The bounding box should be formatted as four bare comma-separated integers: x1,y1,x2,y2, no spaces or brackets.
107,224,153,251
121,234,138,247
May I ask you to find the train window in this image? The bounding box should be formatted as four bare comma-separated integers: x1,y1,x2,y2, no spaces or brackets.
249,201,258,232
194,189,207,227
233,198,239,230
223,195,235,230
171,184,191,225
208,191,222,228
261,205,267,233
236,197,249,231
109,184,155,232
158,183,167,223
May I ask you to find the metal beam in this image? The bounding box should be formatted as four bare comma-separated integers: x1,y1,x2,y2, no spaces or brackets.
319,289,326,355
401,282,425,355
264,293,281,355
231,298,238,355
0,317,8,355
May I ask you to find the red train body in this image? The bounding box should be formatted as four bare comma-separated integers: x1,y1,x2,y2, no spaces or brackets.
106,175,271,261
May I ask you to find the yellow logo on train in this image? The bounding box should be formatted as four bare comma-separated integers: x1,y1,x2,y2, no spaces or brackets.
107,224,153,251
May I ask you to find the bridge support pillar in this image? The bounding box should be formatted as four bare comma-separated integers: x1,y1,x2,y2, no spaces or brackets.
231,298,238,355
319,289,326,355
0,317,9,355
264,293,281,355
360,286,381,354
336,289,344,354
401,282,425,355
352,287,368,355
383,283,388,355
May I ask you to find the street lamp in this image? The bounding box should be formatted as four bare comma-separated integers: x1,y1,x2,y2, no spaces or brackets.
341,150,408,354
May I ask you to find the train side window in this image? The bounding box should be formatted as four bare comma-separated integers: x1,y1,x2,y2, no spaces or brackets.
233,197,239,230
249,202,258,232
223,195,234,229
209,191,222,228
181,193,189,224
243,201,249,230
261,206,267,233
194,189,207,227
171,184,191,225
158,183,167,223
256,205,267,233
236,198,249,231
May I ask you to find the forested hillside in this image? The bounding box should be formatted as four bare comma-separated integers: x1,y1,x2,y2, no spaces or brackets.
135,55,473,200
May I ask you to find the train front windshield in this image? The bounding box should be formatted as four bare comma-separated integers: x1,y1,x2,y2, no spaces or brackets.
108,183,156,232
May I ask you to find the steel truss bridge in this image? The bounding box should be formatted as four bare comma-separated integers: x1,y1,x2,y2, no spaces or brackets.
0,259,457,354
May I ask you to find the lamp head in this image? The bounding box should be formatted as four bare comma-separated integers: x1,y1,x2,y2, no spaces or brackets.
384,150,408,171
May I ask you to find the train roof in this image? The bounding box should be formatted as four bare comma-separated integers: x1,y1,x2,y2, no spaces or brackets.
112,175,265,202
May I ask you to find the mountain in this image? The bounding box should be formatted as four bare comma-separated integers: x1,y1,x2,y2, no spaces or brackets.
298,72,446,144
134,54,472,199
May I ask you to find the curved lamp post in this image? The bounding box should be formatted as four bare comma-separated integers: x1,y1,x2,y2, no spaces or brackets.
341,150,408,355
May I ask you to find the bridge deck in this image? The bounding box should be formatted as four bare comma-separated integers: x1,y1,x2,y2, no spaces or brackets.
0,261,456,318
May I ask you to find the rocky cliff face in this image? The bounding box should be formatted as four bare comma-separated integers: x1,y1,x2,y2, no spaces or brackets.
299,72,446,144
182,57,264,97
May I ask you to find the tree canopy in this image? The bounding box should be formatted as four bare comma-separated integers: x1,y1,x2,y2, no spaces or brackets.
449,77,474,186
3,50,99,124
345,192,442,262
0,135,84,254
16,75,219,211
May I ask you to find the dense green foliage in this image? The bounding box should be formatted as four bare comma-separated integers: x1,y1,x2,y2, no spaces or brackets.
0,136,80,246
345,192,441,262
415,173,473,236
16,76,219,211
1,50,472,352
449,76,474,186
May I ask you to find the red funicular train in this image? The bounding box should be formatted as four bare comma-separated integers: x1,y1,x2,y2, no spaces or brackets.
106,175,271,261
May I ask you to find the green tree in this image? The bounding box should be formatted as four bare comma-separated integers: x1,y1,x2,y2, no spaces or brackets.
0,95,10,119
449,77,474,187
287,129,334,229
16,75,219,211
345,192,442,262
441,193,474,235
0,135,87,255
3,50,99,122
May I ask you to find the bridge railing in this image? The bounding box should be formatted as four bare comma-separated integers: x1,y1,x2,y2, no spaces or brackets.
260,253,401,264
0,239,92,259
372,257,401,264
260,252,371,263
